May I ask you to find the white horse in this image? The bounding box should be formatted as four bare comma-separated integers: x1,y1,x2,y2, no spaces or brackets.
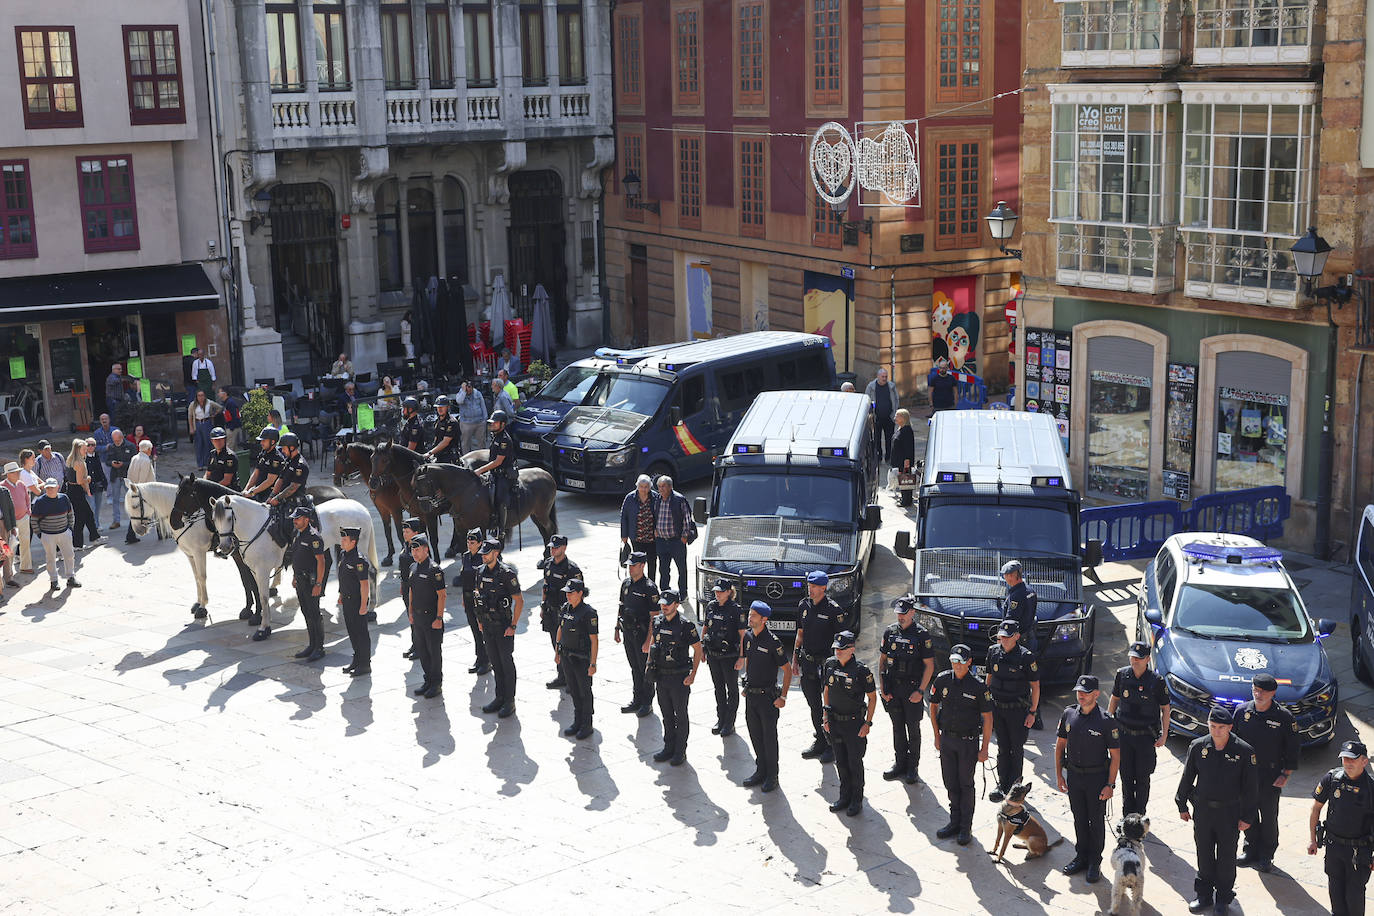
209,492,379,640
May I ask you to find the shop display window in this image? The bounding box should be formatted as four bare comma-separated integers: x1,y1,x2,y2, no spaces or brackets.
1088,369,1152,500
1214,385,1287,489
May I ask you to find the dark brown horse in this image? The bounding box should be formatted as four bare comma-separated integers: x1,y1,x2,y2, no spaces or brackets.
411,461,559,553
370,441,489,556
333,440,406,565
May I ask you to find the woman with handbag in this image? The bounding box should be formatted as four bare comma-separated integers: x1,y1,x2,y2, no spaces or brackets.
889,409,916,508
65,439,101,548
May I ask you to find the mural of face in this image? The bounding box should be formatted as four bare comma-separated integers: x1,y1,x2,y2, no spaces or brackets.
931,293,955,338
948,325,972,369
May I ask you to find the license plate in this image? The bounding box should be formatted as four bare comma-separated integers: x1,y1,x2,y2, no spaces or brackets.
563,477,585,489
520,441,540,452
972,665,987,680
768,620,797,631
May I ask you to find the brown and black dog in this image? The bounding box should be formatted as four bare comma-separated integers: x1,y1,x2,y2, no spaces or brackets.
989,780,1063,864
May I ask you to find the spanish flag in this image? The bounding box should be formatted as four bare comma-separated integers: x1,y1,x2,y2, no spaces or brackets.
673,421,707,456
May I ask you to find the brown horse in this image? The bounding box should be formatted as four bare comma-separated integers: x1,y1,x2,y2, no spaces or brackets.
412,461,559,554
369,441,488,557
333,440,406,565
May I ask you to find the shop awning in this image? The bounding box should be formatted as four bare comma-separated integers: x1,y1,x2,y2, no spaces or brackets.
0,264,221,321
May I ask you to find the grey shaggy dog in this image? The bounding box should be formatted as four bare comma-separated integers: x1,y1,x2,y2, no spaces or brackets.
1109,813,1150,916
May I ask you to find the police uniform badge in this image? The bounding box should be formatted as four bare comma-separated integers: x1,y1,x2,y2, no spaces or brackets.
1201,748,1209,758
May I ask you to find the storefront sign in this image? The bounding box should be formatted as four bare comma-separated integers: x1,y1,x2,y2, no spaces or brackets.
1090,369,1150,387
139,378,152,403
127,357,143,378
181,334,197,357
1025,327,1072,453
71,322,84,335
1164,362,1198,501
356,403,375,432
8,356,26,380
1218,386,1288,408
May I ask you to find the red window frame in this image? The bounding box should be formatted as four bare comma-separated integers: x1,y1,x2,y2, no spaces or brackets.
937,0,982,104
737,3,764,107
812,191,842,250
617,12,641,107
0,160,37,259
15,26,83,129
622,131,644,223
674,8,700,108
77,155,139,254
739,139,765,238
809,0,842,108
123,26,185,125
936,139,981,249
678,136,701,230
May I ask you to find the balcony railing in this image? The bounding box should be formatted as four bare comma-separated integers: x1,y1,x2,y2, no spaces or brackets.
1183,231,1300,307
1060,0,1182,68
271,98,311,131
523,92,552,120
467,90,501,122
386,90,426,129
1056,224,1176,293
1194,0,1316,65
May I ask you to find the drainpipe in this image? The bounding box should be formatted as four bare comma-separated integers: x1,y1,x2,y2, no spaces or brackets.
1314,300,1337,559
1353,353,1366,559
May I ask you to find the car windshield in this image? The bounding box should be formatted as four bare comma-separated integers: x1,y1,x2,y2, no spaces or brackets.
536,365,600,404
586,372,671,417
1172,582,1312,642
717,471,855,524
923,501,1076,556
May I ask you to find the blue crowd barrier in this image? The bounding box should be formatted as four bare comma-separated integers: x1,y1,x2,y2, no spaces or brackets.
1187,485,1290,542
1080,485,1291,564
955,377,988,410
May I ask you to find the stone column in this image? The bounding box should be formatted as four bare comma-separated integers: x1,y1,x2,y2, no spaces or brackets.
346,207,388,375
543,0,560,93
432,175,448,279
398,176,413,294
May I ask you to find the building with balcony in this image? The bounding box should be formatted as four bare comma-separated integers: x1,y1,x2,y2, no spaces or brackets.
602,0,1024,400
216,0,613,384
1020,0,1374,551
0,0,228,430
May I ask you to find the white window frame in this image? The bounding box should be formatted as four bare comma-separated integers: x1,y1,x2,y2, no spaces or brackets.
1057,0,1181,68
1193,0,1317,66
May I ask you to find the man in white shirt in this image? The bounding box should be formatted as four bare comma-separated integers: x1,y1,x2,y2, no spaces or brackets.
190,347,217,398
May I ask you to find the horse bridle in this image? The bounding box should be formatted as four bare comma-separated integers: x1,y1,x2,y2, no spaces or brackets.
212,498,272,559
128,486,155,528
412,464,447,513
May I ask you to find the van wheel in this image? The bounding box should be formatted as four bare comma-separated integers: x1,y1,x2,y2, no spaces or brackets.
1354,621,1374,686
647,462,673,484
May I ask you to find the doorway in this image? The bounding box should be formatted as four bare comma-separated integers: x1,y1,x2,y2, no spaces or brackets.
407,185,438,286
629,243,648,346
269,183,341,376
85,316,141,416
508,170,567,343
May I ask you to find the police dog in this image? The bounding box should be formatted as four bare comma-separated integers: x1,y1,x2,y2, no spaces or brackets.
1109,813,1150,916
989,780,1061,863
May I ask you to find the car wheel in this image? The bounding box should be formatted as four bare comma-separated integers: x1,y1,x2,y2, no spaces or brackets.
1354,620,1374,686
646,462,673,485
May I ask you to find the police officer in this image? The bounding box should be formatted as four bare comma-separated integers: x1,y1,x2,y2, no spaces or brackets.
242,426,285,501
475,537,522,717
205,427,238,487
878,595,936,784
701,578,747,737
928,644,993,845
1055,674,1121,884
287,506,327,663
398,396,426,452
741,600,792,792
823,630,877,816
1234,672,1299,872
538,534,582,690
986,620,1041,802
1176,706,1259,915
644,590,702,765
423,395,459,463
555,577,598,740
337,526,372,677
473,410,518,534
616,551,659,717
456,527,490,674
794,569,846,764
398,517,424,660
268,432,310,513
1108,640,1171,816
1309,740,1374,916
407,534,446,699
1000,559,1038,648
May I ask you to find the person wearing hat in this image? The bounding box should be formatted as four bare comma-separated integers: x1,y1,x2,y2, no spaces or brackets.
701,578,747,737
741,601,793,791
1233,673,1299,872
644,589,703,765
474,537,522,717
287,506,328,662
267,432,309,511
537,534,582,691
878,595,937,784
1175,705,1259,914
204,428,239,489
929,644,993,844
397,517,425,660
1309,740,1374,916
398,396,427,453
1054,674,1121,883
31,477,79,591
986,619,1041,803
619,474,660,582
473,409,519,535
2,460,33,575
406,534,447,698
616,549,660,716
1107,640,1171,816
822,631,878,816
242,427,285,502
454,526,490,674
555,578,598,739
999,559,1038,652
337,527,373,677
794,570,847,764
424,395,460,463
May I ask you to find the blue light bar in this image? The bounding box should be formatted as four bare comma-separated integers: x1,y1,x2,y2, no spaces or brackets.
939,471,970,483
746,580,758,587
820,447,846,458
1182,542,1283,565
736,444,762,454
1032,475,1064,487
792,581,803,588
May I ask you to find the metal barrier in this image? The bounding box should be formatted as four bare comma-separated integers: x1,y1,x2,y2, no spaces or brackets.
955,377,988,410
1080,485,1291,563
1188,485,1291,542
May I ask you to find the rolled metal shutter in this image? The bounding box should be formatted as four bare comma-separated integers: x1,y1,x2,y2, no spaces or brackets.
1215,351,1291,399
1088,335,1154,380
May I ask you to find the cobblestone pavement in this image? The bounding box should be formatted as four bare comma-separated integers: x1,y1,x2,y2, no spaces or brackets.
0,442,1363,914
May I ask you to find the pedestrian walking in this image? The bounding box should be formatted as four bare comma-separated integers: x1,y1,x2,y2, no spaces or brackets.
794,570,846,764
187,389,223,471
645,590,702,765
106,431,135,529
701,578,747,736
653,476,690,597
986,620,1041,802
823,631,877,816
407,534,447,697
538,534,582,690
455,527,490,674
1309,740,1374,916
616,551,659,716
1233,673,1299,873
287,506,327,662
1107,640,1170,816
555,578,598,739
619,474,659,580
740,601,792,791
929,644,993,845
35,441,64,488
928,362,958,415
84,439,107,529
878,595,936,784
64,439,100,549
125,440,157,544
889,408,916,507
475,537,522,717
456,379,487,454
2,461,34,574
864,367,899,463
1055,674,1120,884
31,478,80,591
1176,705,1259,915
338,527,372,677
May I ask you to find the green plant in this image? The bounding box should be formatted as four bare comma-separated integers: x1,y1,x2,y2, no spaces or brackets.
526,359,554,382
239,389,273,439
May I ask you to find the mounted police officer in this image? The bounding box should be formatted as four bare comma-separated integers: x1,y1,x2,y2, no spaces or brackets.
456,526,490,674
398,396,426,452
1055,674,1120,884
242,426,285,501
398,517,425,660
741,601,792,792
823,631,877,817
538,534,582,691
555,577,598,740
644,589,702,766
1309,740,1374,916
1108,640,1170,816
338,526,372,677
475,537,522,718
986,619,1040,802
407,534,446,699
701,578,747,737
205,427,238,487
616,550,659,717
267,432,312,536
1176,705,1259,915
473,409,518,535
929,643,993,845
1234,672,1299,873
878,595,936,784
794,569,845,764
287,506,327,663
423,395,459,463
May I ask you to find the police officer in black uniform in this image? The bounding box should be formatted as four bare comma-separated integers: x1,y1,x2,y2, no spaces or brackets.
1309,740,1374,916
398,396,426,452
424,395,459,463
701,579,747,737
1001,559,1041,728
928,643,993,845
741,600,793,792
475,537,522,717
287,506,327,662
474,410,518,535
268,431,309,507
555,577,598,740
205,427,238,487
823,630,878,817
986,620,1041,802
407,534,447,699
538,534,582,690
794,570,845,764
1055,674,1121,884
1176,705,1259,915
398,517,424,660
1108,640,1171,816
1234,672,1299,873
616,551,659,717
644,590,702,765
456,527,490,674
337,526,372,677
878,595,936,784
243,426,285,501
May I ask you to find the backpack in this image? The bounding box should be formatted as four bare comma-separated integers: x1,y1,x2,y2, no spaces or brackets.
223,398,241,428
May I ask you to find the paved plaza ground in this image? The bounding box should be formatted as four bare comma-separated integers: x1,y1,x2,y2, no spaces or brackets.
0,441,1366,914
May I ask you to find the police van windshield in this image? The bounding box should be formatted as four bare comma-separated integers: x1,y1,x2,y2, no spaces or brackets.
536,365,599,404
587,373,671,417
924,501,1076,556
717,471,855,524
1172,583,1311,643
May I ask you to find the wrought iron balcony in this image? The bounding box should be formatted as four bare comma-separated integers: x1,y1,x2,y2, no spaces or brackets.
1059,0,1182,68
1056,223,1177,293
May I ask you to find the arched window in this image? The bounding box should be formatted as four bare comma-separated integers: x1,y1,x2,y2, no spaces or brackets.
442,177,469,284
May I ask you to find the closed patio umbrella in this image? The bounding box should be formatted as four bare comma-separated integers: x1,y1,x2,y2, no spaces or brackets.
487,274,512,350
531,283,555,364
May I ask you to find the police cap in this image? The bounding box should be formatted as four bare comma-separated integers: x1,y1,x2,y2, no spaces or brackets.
466,527,484,541
1074,674,1100,693
948,644,973,664
806,570,829,587
1128,641,1151,659
288,506,312,520
340,527,361,540
480,538,503,554
658,589,680,605
433,395,451,408
1340,740,1369,759
892,595,919,614
547,534,568,549
832,630,857,650
627,550,648,565
1251,673,1278,691
1000,559,1023,576
402,517,426,533
711,578,734,593
488,409,509,424
749,600,772,618
562,578,586,594
996,620,1020,637
409,534,430,549
1208,705,1234,725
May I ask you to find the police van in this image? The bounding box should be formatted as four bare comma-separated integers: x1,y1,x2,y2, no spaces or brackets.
894,410,1099,684
692,390,881,633
510,332,838,494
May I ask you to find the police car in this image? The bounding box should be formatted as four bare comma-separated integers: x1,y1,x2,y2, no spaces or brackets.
1136,533,1339,747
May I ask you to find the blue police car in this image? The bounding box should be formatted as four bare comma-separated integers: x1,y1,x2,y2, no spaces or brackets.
1136,533,1339,747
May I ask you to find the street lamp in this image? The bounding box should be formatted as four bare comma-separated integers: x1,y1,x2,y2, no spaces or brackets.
248,188,274,234
830,186,872,241
621,170,660,215
985,201,1022,259
1290,226,1333,294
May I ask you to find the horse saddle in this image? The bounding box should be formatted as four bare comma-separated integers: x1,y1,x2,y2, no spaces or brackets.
269,499,319,548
